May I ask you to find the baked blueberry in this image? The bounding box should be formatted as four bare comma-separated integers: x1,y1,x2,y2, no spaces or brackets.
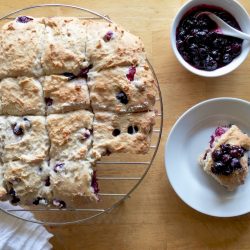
12,123,24,136
62,72,76,80
54,163,65,173
112,129,121,137
103,31,114,42
127,125,139,134
116,91,128,104
16,16,33,23
45,97,53,106
53,199,66,209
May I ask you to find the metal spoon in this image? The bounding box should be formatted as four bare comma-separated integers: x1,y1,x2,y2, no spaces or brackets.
197,11,250,41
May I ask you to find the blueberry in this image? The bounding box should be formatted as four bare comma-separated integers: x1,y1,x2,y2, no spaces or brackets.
212,149,223,161
188,43,198,56
91,171,99,194
194,31,207,43
62,72,76,80
231,158,241,169
78,65,93,80
231,43,242,56
204,56,217,71
220,144,231,153
45,97,53,106
11,196,20,204
199,47,208,59
230,149,241,158
45,176,50,186
103,31,114,42
126,66,136,81
12,123,23,136
116,91,128,104
112,129,120,137
17,16,33,23
211,161,225,174
53,199,66,209
221,154,232,164
54,163,65,173
211,50,220,61
215,127,226,137
127,125,139,135
222,53,233,64
213,38,226,49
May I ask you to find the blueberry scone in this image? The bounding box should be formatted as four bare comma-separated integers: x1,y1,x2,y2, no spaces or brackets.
199,125,250,190
90,111,155,160
0,77,45,115
3,161,52,205
41,75,90,114
3,116,49,163
50,160,98,208
42,17,88,75
47,110,93,161
88,64,157,112
86,20,145,71
0,17,45,78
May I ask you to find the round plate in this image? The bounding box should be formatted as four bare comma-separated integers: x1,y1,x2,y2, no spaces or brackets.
165,97,250,217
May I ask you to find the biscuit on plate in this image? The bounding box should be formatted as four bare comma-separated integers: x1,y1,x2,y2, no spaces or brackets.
47,110,94,161
88,63,157,112
199,125,250,191
86,20,145,71
3,116,49,163
50,160,98,208
3,161,52,205
41,75,90,114
0,77,45,115
42,17,89,75
0,17,45,78
90,111,155,160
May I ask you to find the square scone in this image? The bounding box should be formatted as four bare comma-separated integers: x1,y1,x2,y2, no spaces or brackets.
50,160,98,208
3,116,49,163
3,161,52,206
86,20,146,71
88,64,157,112
0,17,45,78
199,125,250,191
41,75,90,114
42,17,88,75
91,111,155,160
47,110,94,161
0,77,45,115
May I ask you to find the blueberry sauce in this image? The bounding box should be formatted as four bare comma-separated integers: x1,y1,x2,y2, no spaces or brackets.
176,5,243,71
211,144,246,175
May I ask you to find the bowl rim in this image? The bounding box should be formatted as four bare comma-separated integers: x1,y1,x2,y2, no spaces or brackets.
170,0,250,77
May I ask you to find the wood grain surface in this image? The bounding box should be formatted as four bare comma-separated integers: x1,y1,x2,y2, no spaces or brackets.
1,0,250,249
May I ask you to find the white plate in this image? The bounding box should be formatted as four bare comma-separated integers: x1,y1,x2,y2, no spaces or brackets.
165,97,250,217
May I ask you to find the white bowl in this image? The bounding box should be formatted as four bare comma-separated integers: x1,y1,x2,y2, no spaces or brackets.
165,98,250,217
171,0,250,77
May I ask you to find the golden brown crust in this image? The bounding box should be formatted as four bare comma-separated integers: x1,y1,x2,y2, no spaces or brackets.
42,17,88,75
200,125,250,191
41,75,90,114
91,111,155,160
47,110,94,161
88,64,157,112
86,20,145,71
0,18,45,78
0,77,45,115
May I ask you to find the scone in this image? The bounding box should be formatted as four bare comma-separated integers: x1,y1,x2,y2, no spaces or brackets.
88,64,157,112
3,161,52,205
3,116,49,163
0,17,45,78
199,125,250,190
86,20,145,71
90,111,155,160
42,17,88,75
0,77,45,115
47,110,94,161
41,75,90,114
50,160,98,208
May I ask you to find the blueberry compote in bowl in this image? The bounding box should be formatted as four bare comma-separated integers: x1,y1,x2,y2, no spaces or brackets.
171,0,250,77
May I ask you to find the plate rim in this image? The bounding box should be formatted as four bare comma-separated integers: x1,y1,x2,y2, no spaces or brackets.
165,97,250,217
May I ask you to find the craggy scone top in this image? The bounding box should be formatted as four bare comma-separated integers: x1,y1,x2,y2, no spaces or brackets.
0,16,157,208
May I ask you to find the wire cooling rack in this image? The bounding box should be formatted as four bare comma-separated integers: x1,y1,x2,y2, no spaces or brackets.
0,4,163,225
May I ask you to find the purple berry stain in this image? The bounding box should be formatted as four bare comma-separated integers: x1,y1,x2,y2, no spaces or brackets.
126,66,136,81
91,171,99,194
103,31,114,42
54,163,65,173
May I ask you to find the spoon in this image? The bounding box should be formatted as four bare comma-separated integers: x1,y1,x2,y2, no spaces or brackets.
197,11,250,41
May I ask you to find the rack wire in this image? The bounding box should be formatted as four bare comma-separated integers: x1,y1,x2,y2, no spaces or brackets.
0,4,163,225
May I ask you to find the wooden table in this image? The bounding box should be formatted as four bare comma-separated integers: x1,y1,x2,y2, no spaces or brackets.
1,0,250,249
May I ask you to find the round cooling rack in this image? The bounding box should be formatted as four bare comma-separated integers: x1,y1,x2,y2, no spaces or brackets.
0,4,163,225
